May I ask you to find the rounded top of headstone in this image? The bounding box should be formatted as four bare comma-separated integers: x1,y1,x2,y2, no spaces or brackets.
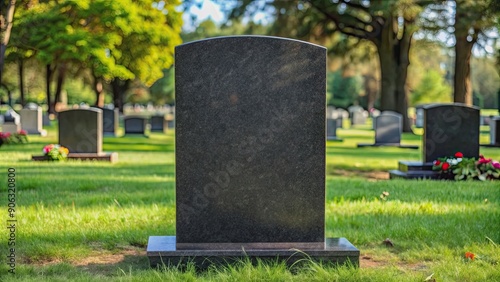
422,103,480,111
59,107,103,114
177,35,327,50
4,108,20,123
25,102,39,110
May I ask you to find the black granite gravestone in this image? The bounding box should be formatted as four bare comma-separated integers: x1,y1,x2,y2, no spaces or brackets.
59,108,102,154
147,36,358,268
44,108,118,162
124,116,148,136
150,115,167,133
389,104,479,179
99,108,119,136
423,104,480,163
357,111,418,149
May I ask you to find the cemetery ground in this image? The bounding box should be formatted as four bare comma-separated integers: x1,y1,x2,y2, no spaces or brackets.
0,122,499,282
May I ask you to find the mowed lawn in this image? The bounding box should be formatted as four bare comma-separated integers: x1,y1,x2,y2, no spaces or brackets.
0,122,499,281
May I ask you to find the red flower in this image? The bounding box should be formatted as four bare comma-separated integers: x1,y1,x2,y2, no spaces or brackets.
455,152,463,158
465,252,475,260
442,162,450,170
434,160,441,166
478,157,492,165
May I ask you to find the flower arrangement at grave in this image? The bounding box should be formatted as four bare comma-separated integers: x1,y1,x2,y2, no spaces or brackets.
0,130,29,146
42,144,69,161
432,152,500,181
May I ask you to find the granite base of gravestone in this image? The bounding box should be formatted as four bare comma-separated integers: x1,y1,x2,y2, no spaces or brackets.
147,36,359,269
389,104,479,179
481,116,500,147
32,108,117,162
357,111,418,149
124,116,148,136
150,115,167,133
20,107,47,136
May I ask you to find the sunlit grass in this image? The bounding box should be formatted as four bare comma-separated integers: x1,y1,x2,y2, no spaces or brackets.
0,125,499,281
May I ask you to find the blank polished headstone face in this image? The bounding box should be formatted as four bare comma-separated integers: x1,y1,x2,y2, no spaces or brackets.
326,118,339,140
100,108,118,135
59,108,102,153
423,104,479,162
176,36,326,248
150,115,167,132
124,117,147,134
374,111,401,144
491,118,500,145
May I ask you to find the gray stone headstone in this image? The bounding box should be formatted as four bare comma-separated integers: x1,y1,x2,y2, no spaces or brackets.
348,106,367,126
150,115,167,133
326,118,342,141
490,117,500,145
124,116,147,135
99,108,119,136
2,109,21,133
59,108,102,153
20,107,46,136
415,106,424,128
175,36,326,247
374,111,401,145
423,104,479,163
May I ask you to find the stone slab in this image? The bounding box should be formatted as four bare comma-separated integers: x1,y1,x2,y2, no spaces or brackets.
59,108,102,154
423,104,479,163
147,236,359,269
175,36,326,245
357,143,418,149
32,152,118,163
389,169,440,180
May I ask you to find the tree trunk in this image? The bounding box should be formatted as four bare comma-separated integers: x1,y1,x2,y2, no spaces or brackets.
376,16,397,112
453,35,474,105
111,79,130,113
46,64,54,114
395,21,414,133
92,72,105,108
18,59,25,106
375,15,414,132
0,0,16,85
54,63,66,111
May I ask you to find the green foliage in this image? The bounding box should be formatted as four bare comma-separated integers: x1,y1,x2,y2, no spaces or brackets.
0,126,499,280
149,68,175,105
411,70,452,106
327,70,363,108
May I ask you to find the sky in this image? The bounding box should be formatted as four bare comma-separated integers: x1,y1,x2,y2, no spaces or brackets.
182,0,225,32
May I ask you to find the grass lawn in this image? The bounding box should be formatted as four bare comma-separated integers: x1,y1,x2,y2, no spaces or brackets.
0,122,499,281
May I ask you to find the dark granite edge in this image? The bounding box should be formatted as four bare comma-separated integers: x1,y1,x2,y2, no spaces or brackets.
480,144,500,148
147,236,359,257
357,143,418,149
32,152,118,163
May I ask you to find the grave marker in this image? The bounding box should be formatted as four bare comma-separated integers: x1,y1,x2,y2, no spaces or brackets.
147,36,358,268
389,103,479,179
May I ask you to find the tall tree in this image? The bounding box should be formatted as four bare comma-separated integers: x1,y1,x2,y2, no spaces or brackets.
221,0,431,132
453,0,499,105
0,0,16,104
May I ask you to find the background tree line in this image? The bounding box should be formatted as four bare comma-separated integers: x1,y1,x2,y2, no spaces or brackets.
0,0,499,131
